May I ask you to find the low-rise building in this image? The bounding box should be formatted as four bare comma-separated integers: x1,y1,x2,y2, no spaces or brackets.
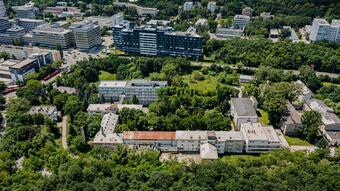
93,113,122,147
28,105,58,121
239,74,253,83
260,12,274,20
195,19,208,27
123,131,177,152
216,27,244,39
98,80,167,105
176,131,207,152
114,2,159,16
87,16,113,28
305,99,340,131
215,131,245,153
241,122,281,153
230,98,259,129
146,20,171,26
280,101,303,136
233,15,250,29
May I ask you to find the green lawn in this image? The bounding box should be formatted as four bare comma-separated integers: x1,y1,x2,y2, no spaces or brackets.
257,109,269,125
322,82,340,87
284,135,312,146
99,71,116,81
182,72,218,94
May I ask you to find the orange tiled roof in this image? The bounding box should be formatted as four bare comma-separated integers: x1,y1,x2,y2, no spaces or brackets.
123,131,176,140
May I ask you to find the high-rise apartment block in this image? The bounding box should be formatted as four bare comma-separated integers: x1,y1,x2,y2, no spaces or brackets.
69,20,101,51
309,18,340,42
113,25,203,58
98,80,168,105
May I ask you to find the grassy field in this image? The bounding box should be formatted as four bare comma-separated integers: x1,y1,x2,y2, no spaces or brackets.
99,71,116,81
284,135,312,146
182,72,218,94
322,82,340,87
257,109,269,125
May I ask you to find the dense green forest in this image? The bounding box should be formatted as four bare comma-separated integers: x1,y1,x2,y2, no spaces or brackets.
205,39,340,73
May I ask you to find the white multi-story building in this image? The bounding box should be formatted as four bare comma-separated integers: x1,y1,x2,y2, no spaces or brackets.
214,131,245,153
183,2,194,11
176,131,207,152
207,2,217,13
233,15,250,29
216,27,244,39
93,113,122,148
28,105,59,121
230,98,259,129
30,23,75,49
98,80,167,105
309,18,340,42
241,122,281,153
69,20,102,51
123,131,177,152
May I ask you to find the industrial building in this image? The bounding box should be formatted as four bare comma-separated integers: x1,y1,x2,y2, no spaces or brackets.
113,25,203,58
98,80,167,105
69,20,102,51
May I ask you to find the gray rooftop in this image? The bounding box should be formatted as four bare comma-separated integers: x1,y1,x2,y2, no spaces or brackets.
231,98,257,116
